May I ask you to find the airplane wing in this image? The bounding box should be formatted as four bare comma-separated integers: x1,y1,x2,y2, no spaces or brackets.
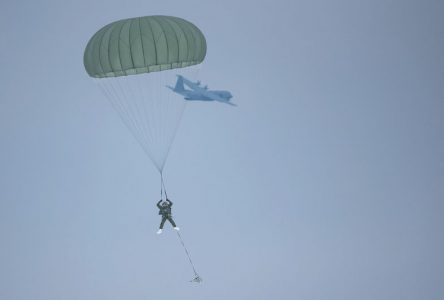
180,75,208,92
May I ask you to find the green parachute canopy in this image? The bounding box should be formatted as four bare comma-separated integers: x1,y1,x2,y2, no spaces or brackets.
84,15,206,78
83,15,206,172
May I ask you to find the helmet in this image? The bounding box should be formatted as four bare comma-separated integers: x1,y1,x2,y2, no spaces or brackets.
162,201,169,207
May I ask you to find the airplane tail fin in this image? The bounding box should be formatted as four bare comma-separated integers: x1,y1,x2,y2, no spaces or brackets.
173,75,185,92
166,75,185,92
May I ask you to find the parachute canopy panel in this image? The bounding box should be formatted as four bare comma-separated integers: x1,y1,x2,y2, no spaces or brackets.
84,15,206,78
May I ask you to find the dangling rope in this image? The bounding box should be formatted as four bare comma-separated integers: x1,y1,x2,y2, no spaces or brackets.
176,231,202,283
160,173,202,283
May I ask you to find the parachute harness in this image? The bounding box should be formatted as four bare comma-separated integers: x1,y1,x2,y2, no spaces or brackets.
160,173,202,283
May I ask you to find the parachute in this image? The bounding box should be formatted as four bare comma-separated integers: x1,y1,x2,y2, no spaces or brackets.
84,15,206,282
83,15,206,172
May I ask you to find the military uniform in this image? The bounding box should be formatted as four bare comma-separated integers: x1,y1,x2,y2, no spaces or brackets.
157,199,177,229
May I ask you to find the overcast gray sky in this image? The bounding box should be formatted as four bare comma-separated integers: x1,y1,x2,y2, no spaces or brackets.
1,0,443,299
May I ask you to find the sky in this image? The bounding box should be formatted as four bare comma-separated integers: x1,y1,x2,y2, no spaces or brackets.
0,0,443,299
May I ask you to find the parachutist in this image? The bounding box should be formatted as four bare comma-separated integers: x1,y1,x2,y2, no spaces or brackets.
85,16,202,279
156,199,179,234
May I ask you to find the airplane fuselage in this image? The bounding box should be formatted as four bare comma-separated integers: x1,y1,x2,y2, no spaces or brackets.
167,75,234,105
179,90,232,101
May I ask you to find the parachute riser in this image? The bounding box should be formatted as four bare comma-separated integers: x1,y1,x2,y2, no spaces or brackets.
160,172,169,201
